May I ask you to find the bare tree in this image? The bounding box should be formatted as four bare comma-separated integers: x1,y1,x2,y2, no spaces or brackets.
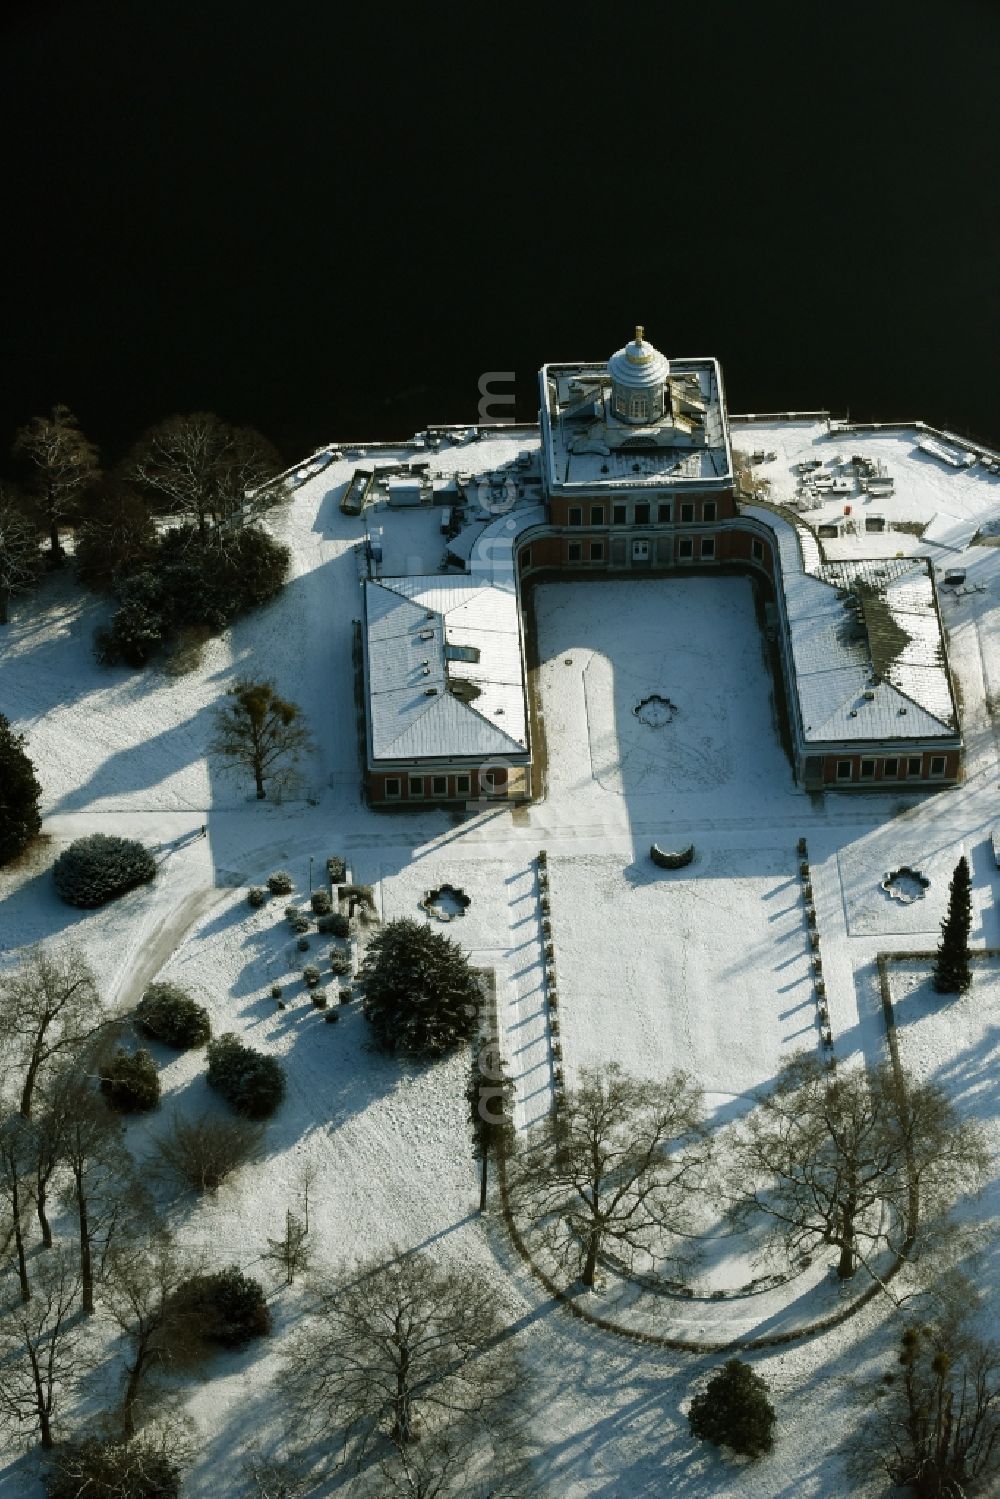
0,1247,82,1449
210,678,313,800
506,1062,709,1288
0,944,104,1119
281,1250,517,1465
727,1054,989,1281
49,1070,150,1314
265,1211,310,1288
102,1234,203,1439
125,412,282,540
854,1303,1000,1497
0,486,42,623
0,1113,38,1301
12,404,99,563
154,1111,263,1192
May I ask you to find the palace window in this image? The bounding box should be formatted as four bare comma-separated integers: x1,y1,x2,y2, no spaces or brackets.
634,503,650,524
860,758,876,778
568,506,582,526
678,537,693,560
836,760,852,781
590,541,604,562
930,756,947,777
455,773,471,795
590,504,605,525
658,502,672,522
408,776,424,798
384,777,401,799
701,537,716,560
629,394,647,421
431,775,448,797
613,503,627,524
907,756,922,776
883,758,899,777
680,502,694,523
568,541,582,561
703,501,717,522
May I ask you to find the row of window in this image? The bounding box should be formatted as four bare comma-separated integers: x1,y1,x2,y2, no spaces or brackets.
613,391,664,422
382,770,507,799
566,536,717,563
835,755,947,781
567,499,718,527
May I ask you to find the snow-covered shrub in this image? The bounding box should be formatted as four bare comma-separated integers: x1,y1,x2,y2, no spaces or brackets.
339,987,353,1005
327,855,346,883
310,888,332,915
94,598,165,667
170,1266,271,1349
302,964,321,988
207,1034,285,1118
53,833,156,908
100,1048,160,1112
297,936,310,952
44,1434,183,1499
325,1010,340,1024
688,1359,775,1458
135,982,211,1048
270,983,283,999
317,911,350,937
290,913,310,935
330,948,352,977
268,870,294,895
246,885,267,908
311,988,328,1009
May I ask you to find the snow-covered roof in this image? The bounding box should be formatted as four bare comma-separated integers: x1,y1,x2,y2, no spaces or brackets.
364,576,528,764
540,355,732,492
746,507,959,744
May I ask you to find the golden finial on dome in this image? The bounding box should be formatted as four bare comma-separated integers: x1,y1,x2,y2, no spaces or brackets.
635,324,644,344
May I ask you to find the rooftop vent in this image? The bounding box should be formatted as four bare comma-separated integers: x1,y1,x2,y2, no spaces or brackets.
863,689,875,701
849,709,858,718
419,629,434,641
424,687,438,696
899,706,907,715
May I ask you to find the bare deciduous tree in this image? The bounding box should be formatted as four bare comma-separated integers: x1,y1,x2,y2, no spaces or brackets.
0,486,42,623
854,1301,1000,1497
0,1113,39,1300
727,1054,989,1280
102,1234,203,1439
210,678,313,800
281,1251,517,1465
0,944,104,1119
0,1248,82,1449
125,412,282,540
506,1062,709,1288
154,1111,262,1193
12,404,99,563
48,1069,150,1314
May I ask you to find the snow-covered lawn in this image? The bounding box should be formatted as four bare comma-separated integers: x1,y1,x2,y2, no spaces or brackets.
549,847,815,1118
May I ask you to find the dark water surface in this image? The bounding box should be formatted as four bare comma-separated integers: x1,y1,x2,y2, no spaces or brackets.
2,0,998,464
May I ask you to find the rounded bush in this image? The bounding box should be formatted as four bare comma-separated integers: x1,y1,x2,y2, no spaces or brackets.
267,870,294,895
271,983,283,999
339,987,353,1005
302,964,321,988
290,913,310,935
246,886,267,908
53,833,156,908
310,889,332,915
311,988,328,1009
171,1265,271,1348
688,1359,776,1459
100,1048,160,1112
45,1435,182,1499
328,911,351,939
135,982,211,1049
330,948,352,977
325,1009,339,1024
207,1033,285,1118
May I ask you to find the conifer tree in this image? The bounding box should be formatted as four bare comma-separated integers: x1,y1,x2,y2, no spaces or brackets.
467,1036,515,1210
688,1358,776,1458
0,713,42,866
933,854,973,994
360,919,482,1059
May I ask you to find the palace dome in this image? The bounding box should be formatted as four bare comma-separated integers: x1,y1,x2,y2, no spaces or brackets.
608,325,670,390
